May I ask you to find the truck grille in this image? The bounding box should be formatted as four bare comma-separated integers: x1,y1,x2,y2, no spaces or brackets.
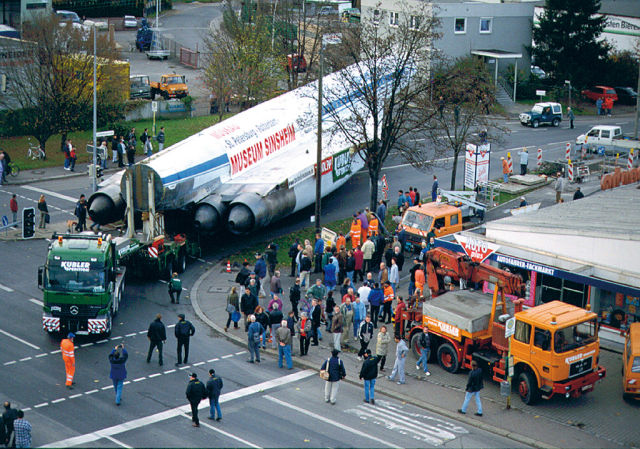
51,304,102,319
569,357,593,378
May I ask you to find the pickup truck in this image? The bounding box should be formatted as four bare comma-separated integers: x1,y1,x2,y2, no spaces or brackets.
150,74,188,100
576,125,640,154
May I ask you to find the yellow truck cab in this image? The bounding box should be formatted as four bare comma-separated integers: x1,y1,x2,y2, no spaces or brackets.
512,301,606,404
623,322,640,400
399,203,462,251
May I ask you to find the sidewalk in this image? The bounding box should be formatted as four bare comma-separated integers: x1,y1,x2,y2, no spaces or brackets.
2,164,122,186
191,262,625,449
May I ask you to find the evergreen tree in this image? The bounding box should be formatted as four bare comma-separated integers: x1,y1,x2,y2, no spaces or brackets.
532,0,609,88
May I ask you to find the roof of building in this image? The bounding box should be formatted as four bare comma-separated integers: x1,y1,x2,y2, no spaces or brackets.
599,0,640,19
486,183,640,242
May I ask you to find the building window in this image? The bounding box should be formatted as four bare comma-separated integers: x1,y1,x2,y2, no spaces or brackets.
373,9,381,26
454,17,466,34
479,17,492,34
389,11,399,27
26,2,47,9
410,15,420,30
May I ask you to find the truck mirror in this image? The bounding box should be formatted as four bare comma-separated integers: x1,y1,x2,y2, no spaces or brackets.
110,281,115,293
38,266,44,289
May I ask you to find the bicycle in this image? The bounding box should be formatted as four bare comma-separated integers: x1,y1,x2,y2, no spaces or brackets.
26,139,46,160
7,161,19,177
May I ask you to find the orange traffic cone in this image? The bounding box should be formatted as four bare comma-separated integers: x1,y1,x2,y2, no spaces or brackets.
226,260,231,273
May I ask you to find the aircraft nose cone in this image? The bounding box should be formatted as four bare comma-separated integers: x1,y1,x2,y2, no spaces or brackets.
194,205,219,233
227,205,254,235
88,195,115,225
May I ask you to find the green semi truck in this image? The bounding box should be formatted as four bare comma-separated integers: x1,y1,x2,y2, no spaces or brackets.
38,232,194,337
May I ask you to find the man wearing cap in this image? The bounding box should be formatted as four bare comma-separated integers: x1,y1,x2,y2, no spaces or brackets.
321,349,346,404
60,333,76,389
175,314,195,366
359,349,379,404
206,369,224,421
185,372,207,427
519,197,527,208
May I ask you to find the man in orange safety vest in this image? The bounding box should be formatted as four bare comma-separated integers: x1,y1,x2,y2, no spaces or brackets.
61,333,76,389
368,216,379,237
350,216,362,249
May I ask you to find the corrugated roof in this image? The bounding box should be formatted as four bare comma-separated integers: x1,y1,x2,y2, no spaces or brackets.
486,183,640,241
599,0,640,18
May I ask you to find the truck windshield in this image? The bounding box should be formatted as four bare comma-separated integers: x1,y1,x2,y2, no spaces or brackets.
165,77,182,84
402,211,433,232
47,267,106,293
554,319,597,353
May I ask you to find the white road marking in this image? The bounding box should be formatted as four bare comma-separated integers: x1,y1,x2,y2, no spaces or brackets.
19,357,32,362
158,279,168,284
234,351,246,355
103,435,132,449
148,373,162,378
207,358,219,363
167,324,175,328
34,402,48,408
0,283,14,292
35,353,47,358
0,328,40,350
125,333,136,337
180,413,261,448
133,377,145,382
69,394,83,399
178,365,190,370
111,336,122,340
3,361,16,366
123,381,131,385
21,185,77,203
264,395,396,448
81,343,93,347
192,361,204,366
221,354,233,359
22,408,31,412
197,258,206,263
85,389,98,395
101,386,113,390
42,370,315,448
138,331,146,335
51,398,66,404
51,349,61,354
29,298,44,306
163,369,176,374
96,339,109,344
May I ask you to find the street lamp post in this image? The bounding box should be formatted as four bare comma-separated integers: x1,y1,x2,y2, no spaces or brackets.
92,23,97,193
314,44,324,233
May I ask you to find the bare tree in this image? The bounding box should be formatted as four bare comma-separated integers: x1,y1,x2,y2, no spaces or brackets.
0,14,122,152
320,3,442,210
418,57,508,190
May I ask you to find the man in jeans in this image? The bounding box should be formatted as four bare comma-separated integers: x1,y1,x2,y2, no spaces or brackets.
415,326,431,378
459,360,484,416
330,305,343,351
359,349,378,404
206,369,223,421
275,319,293,369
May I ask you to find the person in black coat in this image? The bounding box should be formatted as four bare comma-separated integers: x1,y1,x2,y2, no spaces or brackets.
359,349,379,404
289,279,301,320
175,314,196,366
206,369,224,421
321,349,346,404
186,373,207,427
240,287,258,331
311,298,322,346
2,401,18,448
458,360,483,416
147,314,166,365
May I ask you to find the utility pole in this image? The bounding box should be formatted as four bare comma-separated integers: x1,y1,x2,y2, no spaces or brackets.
92,24,97,193
634,61,640,139
314,43,324,233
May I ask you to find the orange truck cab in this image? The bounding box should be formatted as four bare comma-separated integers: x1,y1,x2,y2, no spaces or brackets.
623,322,640,400
399,203,462,251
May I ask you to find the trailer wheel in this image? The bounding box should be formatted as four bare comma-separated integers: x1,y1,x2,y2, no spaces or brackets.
437,343,459,373
410,333,422,358
176,250,186,274
517,371,540,405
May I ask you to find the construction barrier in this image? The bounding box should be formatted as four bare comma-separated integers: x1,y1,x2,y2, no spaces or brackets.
507,152,513,174
567,159,574,182
581,145,586,160
537,148,542,168
565,143,571,161
226,260,231,273
628,149,634,169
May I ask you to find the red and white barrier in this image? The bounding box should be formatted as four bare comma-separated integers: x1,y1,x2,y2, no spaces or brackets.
567,159,574,182
537,148,542,168
565,143,571,161
628,149,634,169
227,260,231,273
581,145,586,160
507,152,513,174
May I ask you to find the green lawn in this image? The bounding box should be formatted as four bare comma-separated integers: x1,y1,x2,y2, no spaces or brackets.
1,114,231,171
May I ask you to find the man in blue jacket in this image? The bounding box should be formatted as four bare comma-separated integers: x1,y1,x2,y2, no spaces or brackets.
368,283,384,328
314,233,324,273
321,349,346,405
247,315,264,363
109,344,128,405
352,296,366,340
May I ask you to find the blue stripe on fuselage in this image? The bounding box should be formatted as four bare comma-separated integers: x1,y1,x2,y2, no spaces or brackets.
160,153,230,185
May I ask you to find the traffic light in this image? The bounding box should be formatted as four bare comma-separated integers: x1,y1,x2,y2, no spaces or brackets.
96,165,103,179
22,207,35,239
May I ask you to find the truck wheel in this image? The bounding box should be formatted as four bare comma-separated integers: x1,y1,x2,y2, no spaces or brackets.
162,91,169,100
151,89,156,100
176,250,186,274
410,333,422,358
517,371,540,405
532,120,539,128
552,118,560,127
437,343,459,373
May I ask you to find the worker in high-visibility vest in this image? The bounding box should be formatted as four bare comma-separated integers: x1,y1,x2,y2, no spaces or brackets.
368,216,379,237
349,217,362,249
335,233,346,252
61,333,76,389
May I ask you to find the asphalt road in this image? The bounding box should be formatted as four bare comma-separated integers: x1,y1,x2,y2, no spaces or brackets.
0,238,527,448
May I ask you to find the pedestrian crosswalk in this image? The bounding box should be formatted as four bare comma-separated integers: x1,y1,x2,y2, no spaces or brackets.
345,399,468,446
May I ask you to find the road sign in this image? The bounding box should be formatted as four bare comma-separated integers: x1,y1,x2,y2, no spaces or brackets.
96,130,114,138
1,216,8,227
454,234,500,263
321,227,337,248
151,101,158,112
148,246,158,258
505,317,516,338
535,90,546,96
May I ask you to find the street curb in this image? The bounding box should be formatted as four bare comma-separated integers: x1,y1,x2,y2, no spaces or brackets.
191,265,557,449
6,167,122,186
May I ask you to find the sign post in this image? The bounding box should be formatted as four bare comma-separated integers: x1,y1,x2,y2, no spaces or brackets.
464,143,490,190
504,316,516,410
151,101,158,136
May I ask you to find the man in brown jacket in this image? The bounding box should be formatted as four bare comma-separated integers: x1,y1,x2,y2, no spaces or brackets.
331,305,343,351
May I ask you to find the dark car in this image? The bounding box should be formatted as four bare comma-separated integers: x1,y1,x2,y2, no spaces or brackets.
614,87,638,105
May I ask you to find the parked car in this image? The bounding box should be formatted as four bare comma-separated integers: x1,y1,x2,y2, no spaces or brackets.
581,85,618,103
56,10,81,24
614,86,638,105
124,15,138,28
519,102,563,128
530,66,547,79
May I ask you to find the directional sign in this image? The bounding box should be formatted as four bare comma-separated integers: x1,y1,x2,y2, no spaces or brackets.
151,101,158,112
96,130,114,138
1,215,8,227
505,317,516,338
454,234,500,263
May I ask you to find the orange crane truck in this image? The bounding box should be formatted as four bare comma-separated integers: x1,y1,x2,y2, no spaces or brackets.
403,247,606,404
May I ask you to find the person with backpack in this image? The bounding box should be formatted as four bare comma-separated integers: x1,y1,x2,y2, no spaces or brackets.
320,349,346,405
169,272,183,304
206,368,224,421
175,314,195,366
185,373,207,427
